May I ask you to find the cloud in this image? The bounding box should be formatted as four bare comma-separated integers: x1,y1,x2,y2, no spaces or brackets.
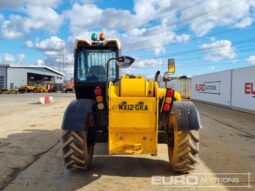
131,58,166,68
1,15,24,39
2,53,26,64
234,17,253,28
79,0,96,3
181,0,254,36
250,0,255,7
23,5,64,33
246,56,255,65
199,40,236,62
134,0,172,24
17,54,26,62
2,54,15,63
25,40,33,48
0,0,60,9
65,1,179,56
35,59,45,66
0,5,63,39
67,26,176,56
121,58,167,78
0,14,4,22
122,58,167,79
65,0,255,56
42,53,74,78
175,34,190,43
65,3,103,35
66,0,174,36
210,37,216,41
123,25,176,54
65,3,137,36
34,36,64,56
27,36,74,76
56,53,74,64
1,0,255,75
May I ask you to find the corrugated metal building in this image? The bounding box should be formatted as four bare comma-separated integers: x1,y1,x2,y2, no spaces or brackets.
0,64,64,89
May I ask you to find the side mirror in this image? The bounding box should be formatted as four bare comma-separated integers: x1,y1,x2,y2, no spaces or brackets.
168,59,175,74
115,56,135,68
106,56,135,84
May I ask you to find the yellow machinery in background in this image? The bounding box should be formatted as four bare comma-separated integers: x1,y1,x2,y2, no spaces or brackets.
61,33,201,173
28,85,48,93
19,85,48,93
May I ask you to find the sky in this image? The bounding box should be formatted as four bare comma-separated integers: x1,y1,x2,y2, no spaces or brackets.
0,0,255,79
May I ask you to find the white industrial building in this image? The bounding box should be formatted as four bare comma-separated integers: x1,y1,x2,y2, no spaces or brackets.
0,64,64,89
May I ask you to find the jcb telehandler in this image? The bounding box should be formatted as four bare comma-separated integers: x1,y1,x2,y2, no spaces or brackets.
61,33,201,173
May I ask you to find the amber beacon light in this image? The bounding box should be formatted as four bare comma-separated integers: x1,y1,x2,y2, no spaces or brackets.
99,33,105,41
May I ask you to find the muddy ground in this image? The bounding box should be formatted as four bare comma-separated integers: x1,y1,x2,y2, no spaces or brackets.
0,93,254,191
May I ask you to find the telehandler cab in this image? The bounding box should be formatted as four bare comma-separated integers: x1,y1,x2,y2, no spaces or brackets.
61,33,201,173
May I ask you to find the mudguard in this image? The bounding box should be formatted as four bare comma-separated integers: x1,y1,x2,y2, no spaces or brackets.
171,101,202,131
61,99,95,131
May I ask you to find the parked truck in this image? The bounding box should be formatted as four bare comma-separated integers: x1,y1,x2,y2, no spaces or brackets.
63,79,74,93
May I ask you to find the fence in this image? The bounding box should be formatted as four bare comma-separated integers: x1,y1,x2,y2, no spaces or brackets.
191,66,255,112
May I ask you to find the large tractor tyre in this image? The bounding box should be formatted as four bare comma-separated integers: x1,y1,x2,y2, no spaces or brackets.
167,121,199,173
62,115,95,171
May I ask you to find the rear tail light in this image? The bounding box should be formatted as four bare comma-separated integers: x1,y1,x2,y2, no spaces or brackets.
96,96,103,103
163,104,170,112
166,89,174,97
95,87,102,95
97,103,104,110
165,97,172,104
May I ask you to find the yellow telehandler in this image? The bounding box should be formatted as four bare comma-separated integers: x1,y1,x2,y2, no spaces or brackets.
61,33,201,173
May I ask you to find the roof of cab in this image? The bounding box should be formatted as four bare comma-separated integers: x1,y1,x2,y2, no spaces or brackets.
74,38,121,50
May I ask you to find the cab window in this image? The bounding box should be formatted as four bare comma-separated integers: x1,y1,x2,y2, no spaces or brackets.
77,49,117,82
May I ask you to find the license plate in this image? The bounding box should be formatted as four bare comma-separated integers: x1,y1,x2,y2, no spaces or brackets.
113,102,151,112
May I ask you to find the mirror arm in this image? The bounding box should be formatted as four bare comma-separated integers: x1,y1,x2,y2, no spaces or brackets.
105,56,135,101
105,57,115,102
106,58,115,84
154,70,160,82
163,72,171,88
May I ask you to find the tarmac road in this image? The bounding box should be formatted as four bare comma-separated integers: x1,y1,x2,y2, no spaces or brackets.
0,93,254,191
